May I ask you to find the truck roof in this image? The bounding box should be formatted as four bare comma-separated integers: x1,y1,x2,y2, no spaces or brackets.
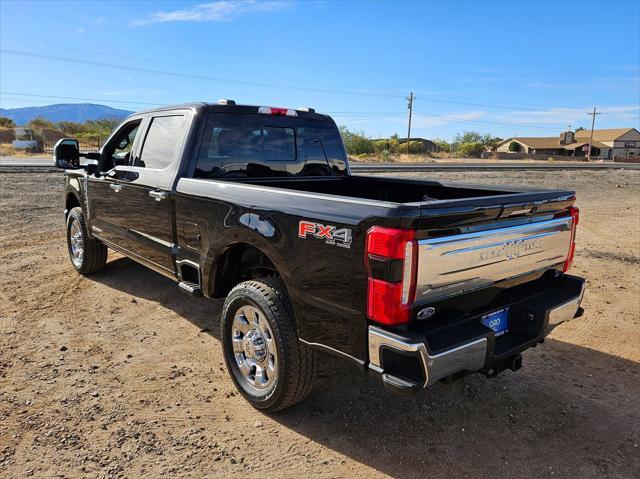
124,102,332,122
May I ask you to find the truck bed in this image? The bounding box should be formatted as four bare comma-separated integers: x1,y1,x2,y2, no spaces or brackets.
239,175,573,207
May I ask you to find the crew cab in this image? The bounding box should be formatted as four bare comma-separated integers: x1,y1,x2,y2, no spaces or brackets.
54,101,585,411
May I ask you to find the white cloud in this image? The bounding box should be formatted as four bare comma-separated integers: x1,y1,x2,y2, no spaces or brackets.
132,1,289,26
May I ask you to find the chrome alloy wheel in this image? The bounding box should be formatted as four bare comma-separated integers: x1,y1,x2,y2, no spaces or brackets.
231,305,278,390
69,218,84,268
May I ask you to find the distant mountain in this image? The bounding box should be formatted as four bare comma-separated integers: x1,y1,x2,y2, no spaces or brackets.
0,103,134,125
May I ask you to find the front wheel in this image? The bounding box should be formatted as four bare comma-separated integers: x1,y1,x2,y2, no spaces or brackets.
221,278,317,412
66,207,107,274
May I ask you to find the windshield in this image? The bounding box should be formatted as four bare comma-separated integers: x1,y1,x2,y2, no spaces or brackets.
194,113,348,178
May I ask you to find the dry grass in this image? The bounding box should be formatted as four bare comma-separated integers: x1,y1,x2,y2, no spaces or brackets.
0,143,46,157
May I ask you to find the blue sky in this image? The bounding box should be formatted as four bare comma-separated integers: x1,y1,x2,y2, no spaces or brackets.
1,0,639,140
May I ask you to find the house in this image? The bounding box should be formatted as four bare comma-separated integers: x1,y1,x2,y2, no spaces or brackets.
495,128,640,159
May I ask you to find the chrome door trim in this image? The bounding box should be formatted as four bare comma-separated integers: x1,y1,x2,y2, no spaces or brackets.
95,234,177,281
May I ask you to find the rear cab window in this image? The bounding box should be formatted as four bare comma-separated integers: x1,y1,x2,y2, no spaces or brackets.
194,113,347,178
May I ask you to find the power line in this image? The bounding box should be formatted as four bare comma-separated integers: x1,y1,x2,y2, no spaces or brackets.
0,92,571,132
1,45,584,113
413,111,565,131
0,38,408,95
0,48,406,100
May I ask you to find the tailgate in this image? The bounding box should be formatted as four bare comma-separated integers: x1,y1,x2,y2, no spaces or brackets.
415,216,573,301
411,189,576,302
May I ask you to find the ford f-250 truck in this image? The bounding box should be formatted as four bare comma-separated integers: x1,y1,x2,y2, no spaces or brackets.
54,101,585,411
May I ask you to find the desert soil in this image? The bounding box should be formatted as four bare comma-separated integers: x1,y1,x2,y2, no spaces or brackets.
0,168,639,479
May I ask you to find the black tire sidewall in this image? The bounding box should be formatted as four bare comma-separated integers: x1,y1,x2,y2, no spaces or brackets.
221,286,289,410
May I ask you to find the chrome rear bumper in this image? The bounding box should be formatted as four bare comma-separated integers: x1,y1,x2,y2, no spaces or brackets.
546,279,586,332
368,326,487,387
368,279,585,389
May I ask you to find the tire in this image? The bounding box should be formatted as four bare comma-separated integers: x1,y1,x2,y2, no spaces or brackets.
66,207,108,275
221,278,317,412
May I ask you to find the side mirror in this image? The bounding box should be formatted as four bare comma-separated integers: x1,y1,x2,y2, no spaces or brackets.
53,138,80,169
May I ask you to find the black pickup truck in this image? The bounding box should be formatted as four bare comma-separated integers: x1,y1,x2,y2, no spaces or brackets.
54,101,585,411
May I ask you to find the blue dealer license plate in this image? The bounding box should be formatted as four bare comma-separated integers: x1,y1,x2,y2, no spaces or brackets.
481,308,509,336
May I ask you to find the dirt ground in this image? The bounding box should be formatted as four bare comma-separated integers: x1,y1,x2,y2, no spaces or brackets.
0,168,638,479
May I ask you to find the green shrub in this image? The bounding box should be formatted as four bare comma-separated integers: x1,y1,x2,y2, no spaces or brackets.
373,139,390,153
339,126,374,155
457,142,485,158
407,140,425,154
508,141,520,152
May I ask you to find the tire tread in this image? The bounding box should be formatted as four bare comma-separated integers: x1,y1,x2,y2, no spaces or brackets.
222,277,317,411
67,207,107,274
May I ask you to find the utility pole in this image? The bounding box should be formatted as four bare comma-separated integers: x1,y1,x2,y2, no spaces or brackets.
406,92,414,154
586,106,600,161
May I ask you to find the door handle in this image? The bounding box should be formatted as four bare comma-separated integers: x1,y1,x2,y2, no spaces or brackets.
110,183,123,192
149,190,167,201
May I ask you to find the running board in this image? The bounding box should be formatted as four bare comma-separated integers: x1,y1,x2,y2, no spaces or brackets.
178,281,202,297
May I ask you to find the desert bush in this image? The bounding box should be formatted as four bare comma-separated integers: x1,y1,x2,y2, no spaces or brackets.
457,142,485,158
0,117,16,128
339,126,374,155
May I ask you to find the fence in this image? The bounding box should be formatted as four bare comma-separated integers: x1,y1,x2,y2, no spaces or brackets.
43,137,102,153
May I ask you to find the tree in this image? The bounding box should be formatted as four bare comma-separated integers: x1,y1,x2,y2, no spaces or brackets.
451,131,502,158
454,131,486,144
338,126,374,155
27,117,54,131
508,141,520,152
454,131,501,147
432,138,450,153
56,121,86,135
407,140,425,154
457,142,485,158
575,127,586,132
0,116,15,128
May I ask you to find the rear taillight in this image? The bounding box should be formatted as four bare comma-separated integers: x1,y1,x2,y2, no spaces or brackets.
365,227,417,325
563,206,579,272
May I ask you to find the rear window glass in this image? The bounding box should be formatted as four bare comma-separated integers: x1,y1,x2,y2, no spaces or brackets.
194,113,346,178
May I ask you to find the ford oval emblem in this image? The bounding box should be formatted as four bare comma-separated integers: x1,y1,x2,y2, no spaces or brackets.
417,307,436,320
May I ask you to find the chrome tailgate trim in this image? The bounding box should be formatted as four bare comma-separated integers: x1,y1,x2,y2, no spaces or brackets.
416,217,573,301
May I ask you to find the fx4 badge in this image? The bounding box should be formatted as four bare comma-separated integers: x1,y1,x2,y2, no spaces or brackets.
298,220,352,249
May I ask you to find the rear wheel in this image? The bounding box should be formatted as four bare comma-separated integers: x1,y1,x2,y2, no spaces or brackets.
221,278,317,412
66,207,107,274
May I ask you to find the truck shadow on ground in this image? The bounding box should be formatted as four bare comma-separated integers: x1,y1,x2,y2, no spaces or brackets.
91,257,640,478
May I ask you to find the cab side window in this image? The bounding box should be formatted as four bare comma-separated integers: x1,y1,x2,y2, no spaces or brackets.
100,120,141,172
135,115,187,170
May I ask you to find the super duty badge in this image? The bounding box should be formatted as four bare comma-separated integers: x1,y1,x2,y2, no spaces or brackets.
298,220,352,249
